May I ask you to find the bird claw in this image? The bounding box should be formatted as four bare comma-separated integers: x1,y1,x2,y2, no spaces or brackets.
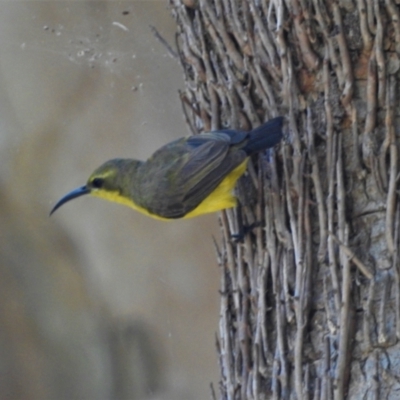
230,221,262,243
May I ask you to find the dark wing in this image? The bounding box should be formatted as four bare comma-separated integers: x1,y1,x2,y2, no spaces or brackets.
136,133,246,218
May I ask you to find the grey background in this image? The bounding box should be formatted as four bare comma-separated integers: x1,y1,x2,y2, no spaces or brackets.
0,2,220,399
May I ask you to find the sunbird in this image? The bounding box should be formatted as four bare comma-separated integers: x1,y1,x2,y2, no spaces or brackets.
50,117,283,220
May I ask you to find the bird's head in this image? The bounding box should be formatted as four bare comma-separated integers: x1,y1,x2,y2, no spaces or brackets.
50,159,140,215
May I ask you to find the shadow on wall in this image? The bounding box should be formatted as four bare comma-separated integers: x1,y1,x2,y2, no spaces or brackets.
0,187,178,399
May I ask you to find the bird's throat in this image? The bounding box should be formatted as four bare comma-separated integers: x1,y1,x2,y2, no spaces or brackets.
91,189,170,220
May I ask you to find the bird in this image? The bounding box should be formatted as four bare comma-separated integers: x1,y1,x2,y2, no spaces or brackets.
50,117,283,220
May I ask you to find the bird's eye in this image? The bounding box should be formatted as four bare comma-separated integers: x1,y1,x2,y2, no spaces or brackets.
91,178,104,188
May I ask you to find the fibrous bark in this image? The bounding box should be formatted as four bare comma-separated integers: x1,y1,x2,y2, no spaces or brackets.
170,0,400,398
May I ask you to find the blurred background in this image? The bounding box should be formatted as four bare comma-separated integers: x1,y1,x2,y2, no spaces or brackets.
0,2,221,399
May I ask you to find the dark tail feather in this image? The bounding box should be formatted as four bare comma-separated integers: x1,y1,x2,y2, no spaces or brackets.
243,116,284,155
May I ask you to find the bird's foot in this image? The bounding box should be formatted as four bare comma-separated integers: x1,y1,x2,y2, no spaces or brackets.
230,221,262,243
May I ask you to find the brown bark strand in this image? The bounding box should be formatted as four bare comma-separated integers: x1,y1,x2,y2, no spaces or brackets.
169,0,400,398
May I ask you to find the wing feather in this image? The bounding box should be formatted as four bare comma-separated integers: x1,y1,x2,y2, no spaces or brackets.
136,133,246,218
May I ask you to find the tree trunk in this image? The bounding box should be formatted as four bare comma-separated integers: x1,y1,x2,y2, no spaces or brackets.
170,0,400,398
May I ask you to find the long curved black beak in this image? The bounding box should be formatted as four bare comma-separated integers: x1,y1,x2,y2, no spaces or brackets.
50,186,90,216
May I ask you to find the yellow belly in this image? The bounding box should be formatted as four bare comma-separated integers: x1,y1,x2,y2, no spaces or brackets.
92,159,248,220
183,159,248,219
